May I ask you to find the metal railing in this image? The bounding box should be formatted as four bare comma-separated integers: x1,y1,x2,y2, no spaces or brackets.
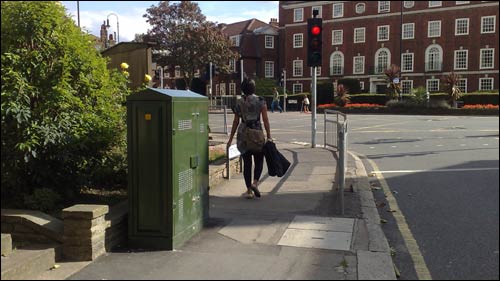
208,105,229,135
323,109,347,150
324,109,348,215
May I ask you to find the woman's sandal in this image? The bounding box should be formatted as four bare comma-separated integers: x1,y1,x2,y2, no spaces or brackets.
250,183,261,198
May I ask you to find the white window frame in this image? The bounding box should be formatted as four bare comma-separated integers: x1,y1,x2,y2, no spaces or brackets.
355,3,366,14
429,1,442,7
360,81,365,91
312,6,322,18
402,23,415,39
332,30,343,45
215,84,220,96
454,50,468,70
333,3,344,18
377,25,390,41
220,83,226,95
428,20,441,38
426,79,440,92
456,1,470,4
457,78,467,93
293,33,303,48
353,56,365,74
264,61,274,78
402,80,413,94
375,48,391,73
265,61,275,78
425,44,443,71
310,67,322,77
480,48,495,69
354,27,365,43
455,18,469,35
479,78,494,91
401,53,414,72
378,1,390,13
404,1,415,8
229,83,236,95
294,8,304,22
265,35,274,49
481,16,496,34
330,51,344,75
230,35,240,47
293,60,303,77
175,66,181,78
293,83,303,94
229,59,236,72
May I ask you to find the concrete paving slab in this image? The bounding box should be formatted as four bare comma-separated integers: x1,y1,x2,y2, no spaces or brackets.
278,228,352,251
288,215,355,233
218,218,288,245
357,250,396,280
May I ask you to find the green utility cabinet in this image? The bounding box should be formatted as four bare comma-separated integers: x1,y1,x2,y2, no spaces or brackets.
127,88,209,250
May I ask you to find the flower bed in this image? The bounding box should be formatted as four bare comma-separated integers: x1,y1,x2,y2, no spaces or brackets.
462,104,499,109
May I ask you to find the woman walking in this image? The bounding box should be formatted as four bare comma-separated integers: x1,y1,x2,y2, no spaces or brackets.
227,78,272,198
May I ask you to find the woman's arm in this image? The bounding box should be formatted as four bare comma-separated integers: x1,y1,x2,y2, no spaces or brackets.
261,104,271,140
227,113,240,146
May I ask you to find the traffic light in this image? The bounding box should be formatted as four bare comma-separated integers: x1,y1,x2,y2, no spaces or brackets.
307,17,323,67
279,72,284,87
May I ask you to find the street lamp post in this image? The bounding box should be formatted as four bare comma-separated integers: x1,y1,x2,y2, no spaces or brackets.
106,13,119,43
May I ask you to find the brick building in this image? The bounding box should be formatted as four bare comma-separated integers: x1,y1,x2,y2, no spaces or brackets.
279,1,499,95
214,18,280,97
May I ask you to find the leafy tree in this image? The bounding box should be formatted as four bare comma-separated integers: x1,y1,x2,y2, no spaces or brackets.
1,1,129,208
384,64,401,100
442,72,463,108
143,1,237,89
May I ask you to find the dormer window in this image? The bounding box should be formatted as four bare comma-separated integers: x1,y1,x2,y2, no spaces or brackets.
356,3,366,14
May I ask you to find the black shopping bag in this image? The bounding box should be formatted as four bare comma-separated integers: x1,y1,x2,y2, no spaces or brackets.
263,141,291,177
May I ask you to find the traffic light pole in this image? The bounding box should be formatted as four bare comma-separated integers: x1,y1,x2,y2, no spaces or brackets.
311,66,317,148
209,62,213,105
283,70,287,112
160,67,163,89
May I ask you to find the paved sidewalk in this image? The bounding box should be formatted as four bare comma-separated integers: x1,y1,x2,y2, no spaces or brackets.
67,141,395,280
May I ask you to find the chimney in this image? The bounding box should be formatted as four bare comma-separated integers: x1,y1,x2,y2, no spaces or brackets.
100,21,108,43
269,18,279,27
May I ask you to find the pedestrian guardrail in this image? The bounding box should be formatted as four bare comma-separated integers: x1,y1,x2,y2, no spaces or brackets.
323,109,348,215
208,105,229,135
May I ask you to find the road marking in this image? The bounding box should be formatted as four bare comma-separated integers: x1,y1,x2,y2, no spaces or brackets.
351,121,409,131
436,144,443,147
365,158,433,280
370,167,499,174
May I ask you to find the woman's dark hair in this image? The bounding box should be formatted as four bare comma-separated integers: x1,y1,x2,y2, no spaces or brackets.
241,78,256,96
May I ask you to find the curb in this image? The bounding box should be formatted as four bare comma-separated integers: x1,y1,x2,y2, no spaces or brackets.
349,151,397,280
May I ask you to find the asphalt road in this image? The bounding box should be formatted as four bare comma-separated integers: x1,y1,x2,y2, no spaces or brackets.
259,112,499,280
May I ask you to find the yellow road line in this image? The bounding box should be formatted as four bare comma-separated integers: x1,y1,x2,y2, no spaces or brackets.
365,157,433,280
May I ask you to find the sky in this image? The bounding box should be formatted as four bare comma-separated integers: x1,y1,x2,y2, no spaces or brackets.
61,1,279,42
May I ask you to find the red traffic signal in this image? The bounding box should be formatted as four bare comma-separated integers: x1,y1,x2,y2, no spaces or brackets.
307,18,323,67
311,26,321,36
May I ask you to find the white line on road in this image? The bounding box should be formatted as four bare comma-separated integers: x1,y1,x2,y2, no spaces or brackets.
370,167,499,174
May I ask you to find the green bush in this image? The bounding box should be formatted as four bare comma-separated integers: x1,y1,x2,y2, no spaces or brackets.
317,82,334,105
23,188,62,213
1,2,129,207
338,78,361,94
349,94,387,105
460,93,499,105
386,99,419,109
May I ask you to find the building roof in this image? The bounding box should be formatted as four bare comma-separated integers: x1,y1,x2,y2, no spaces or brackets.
222,18,269,36
100,42,155,55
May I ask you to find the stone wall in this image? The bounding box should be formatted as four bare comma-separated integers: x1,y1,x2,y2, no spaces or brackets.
1,157,240,262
